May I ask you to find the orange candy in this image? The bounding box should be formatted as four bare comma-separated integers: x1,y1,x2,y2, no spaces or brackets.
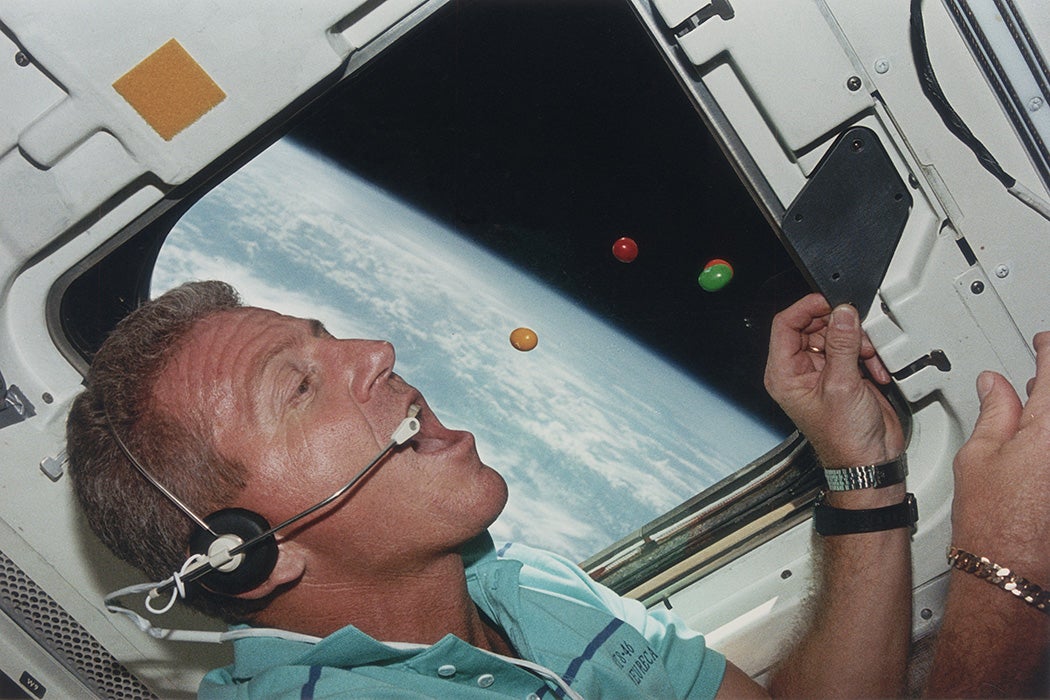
509,327,538,352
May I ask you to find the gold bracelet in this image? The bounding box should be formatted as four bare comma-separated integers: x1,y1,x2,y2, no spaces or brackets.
947,546,1050,615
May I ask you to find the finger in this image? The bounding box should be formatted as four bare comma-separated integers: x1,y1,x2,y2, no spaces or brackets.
768,294,831,369
803,329,826,353
967,371,1022,446
857,327,894,384
862,353,892,385
859,333,877,360
821,304,863,387
1023,331,1050,411
780,294,833,332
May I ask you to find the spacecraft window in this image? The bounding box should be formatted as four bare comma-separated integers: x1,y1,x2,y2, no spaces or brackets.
73,0,812,569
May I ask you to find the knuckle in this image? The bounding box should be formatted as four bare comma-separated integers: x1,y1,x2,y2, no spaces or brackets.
1023,418,1050,447
763,373,783,401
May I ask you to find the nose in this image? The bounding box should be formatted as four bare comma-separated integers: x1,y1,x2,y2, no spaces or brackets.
344,339,395,403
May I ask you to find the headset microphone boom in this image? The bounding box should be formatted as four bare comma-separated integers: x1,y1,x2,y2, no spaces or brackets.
107,404,421,598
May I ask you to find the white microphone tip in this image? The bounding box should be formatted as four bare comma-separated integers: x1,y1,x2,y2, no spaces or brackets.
391,414,421,445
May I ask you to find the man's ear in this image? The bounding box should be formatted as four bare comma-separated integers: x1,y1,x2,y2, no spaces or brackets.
232,541,307,600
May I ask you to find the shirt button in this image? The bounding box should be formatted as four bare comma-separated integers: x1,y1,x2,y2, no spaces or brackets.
476,673,495,687
437,664,456,678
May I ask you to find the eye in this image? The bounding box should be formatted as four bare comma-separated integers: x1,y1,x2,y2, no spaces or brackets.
292,372,315,402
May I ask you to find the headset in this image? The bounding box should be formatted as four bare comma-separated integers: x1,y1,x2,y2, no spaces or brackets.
105,404,421,600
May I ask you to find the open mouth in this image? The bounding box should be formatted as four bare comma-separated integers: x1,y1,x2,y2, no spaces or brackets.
405,402,470,455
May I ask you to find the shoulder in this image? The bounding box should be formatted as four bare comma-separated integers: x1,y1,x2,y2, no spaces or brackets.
494,541,620,605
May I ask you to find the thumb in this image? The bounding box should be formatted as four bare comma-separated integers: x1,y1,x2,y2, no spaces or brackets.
968,371,1022,446
822,305,862,385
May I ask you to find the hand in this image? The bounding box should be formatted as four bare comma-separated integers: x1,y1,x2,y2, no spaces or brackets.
764,294,904,468
951,331,1050,580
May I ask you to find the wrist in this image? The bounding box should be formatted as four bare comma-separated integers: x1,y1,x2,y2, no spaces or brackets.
946,546,1050,615
949,536,1050,584
814,443,903,471
823,482,907,509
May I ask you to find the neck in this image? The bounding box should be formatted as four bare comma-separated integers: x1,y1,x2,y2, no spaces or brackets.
255,551,516,657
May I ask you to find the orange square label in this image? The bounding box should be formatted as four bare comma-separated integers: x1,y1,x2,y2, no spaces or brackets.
113,39,226,141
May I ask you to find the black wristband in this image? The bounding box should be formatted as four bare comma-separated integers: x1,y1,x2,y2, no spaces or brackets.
813,492,918,536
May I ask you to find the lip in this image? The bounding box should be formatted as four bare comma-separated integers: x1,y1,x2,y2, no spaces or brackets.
412,427,473,455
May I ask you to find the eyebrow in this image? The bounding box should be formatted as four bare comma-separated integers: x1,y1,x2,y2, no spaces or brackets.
308,318,328,337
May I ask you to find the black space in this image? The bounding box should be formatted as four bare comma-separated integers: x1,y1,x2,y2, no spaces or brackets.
286,0,808,430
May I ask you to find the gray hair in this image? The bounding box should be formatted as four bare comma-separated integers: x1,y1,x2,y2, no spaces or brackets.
67,280,270,622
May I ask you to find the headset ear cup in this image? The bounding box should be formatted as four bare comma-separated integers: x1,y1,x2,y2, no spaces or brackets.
187,508,278,596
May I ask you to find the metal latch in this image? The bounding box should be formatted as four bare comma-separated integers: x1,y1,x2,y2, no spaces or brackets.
0,371,36,430
654,0,735,38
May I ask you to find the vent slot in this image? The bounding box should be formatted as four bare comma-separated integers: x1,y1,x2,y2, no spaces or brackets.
0,550,155,699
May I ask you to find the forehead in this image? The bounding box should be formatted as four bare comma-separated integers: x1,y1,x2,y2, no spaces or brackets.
152,306,312,419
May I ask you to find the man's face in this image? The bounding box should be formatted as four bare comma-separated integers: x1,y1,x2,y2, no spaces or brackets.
153,307,508,579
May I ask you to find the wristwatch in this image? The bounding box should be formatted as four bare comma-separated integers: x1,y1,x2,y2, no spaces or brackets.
813,492,918,536
824,453,907,491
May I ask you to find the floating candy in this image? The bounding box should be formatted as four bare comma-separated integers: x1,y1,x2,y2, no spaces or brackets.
611,237,638,263
698,258,733,292
509,327,538,352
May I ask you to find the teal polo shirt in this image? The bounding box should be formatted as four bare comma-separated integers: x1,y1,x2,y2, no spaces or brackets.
199,535,726,698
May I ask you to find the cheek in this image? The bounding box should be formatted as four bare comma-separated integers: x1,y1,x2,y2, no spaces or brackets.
294,411,380,468
243,427,374,518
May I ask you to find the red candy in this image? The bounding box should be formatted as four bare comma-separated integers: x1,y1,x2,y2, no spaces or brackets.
612,237,638,263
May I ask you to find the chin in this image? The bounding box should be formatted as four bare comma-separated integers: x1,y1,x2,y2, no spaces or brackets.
476,464,510,528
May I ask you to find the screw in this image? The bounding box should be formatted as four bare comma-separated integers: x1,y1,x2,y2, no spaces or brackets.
994,264,1009,279
971,280,985,294
41,392,53,404
908,173,920,188
1029,97,1044,112
14,51,29,67
874,59,890,74
781,569,792,579
847,76,862,91
920,608,933,620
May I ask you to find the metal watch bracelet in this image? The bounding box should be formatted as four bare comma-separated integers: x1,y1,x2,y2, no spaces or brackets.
824,453,908,491
947,546,1050,615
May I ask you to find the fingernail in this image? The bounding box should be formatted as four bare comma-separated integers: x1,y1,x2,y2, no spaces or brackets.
832,305,856,330
977,371,994,401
